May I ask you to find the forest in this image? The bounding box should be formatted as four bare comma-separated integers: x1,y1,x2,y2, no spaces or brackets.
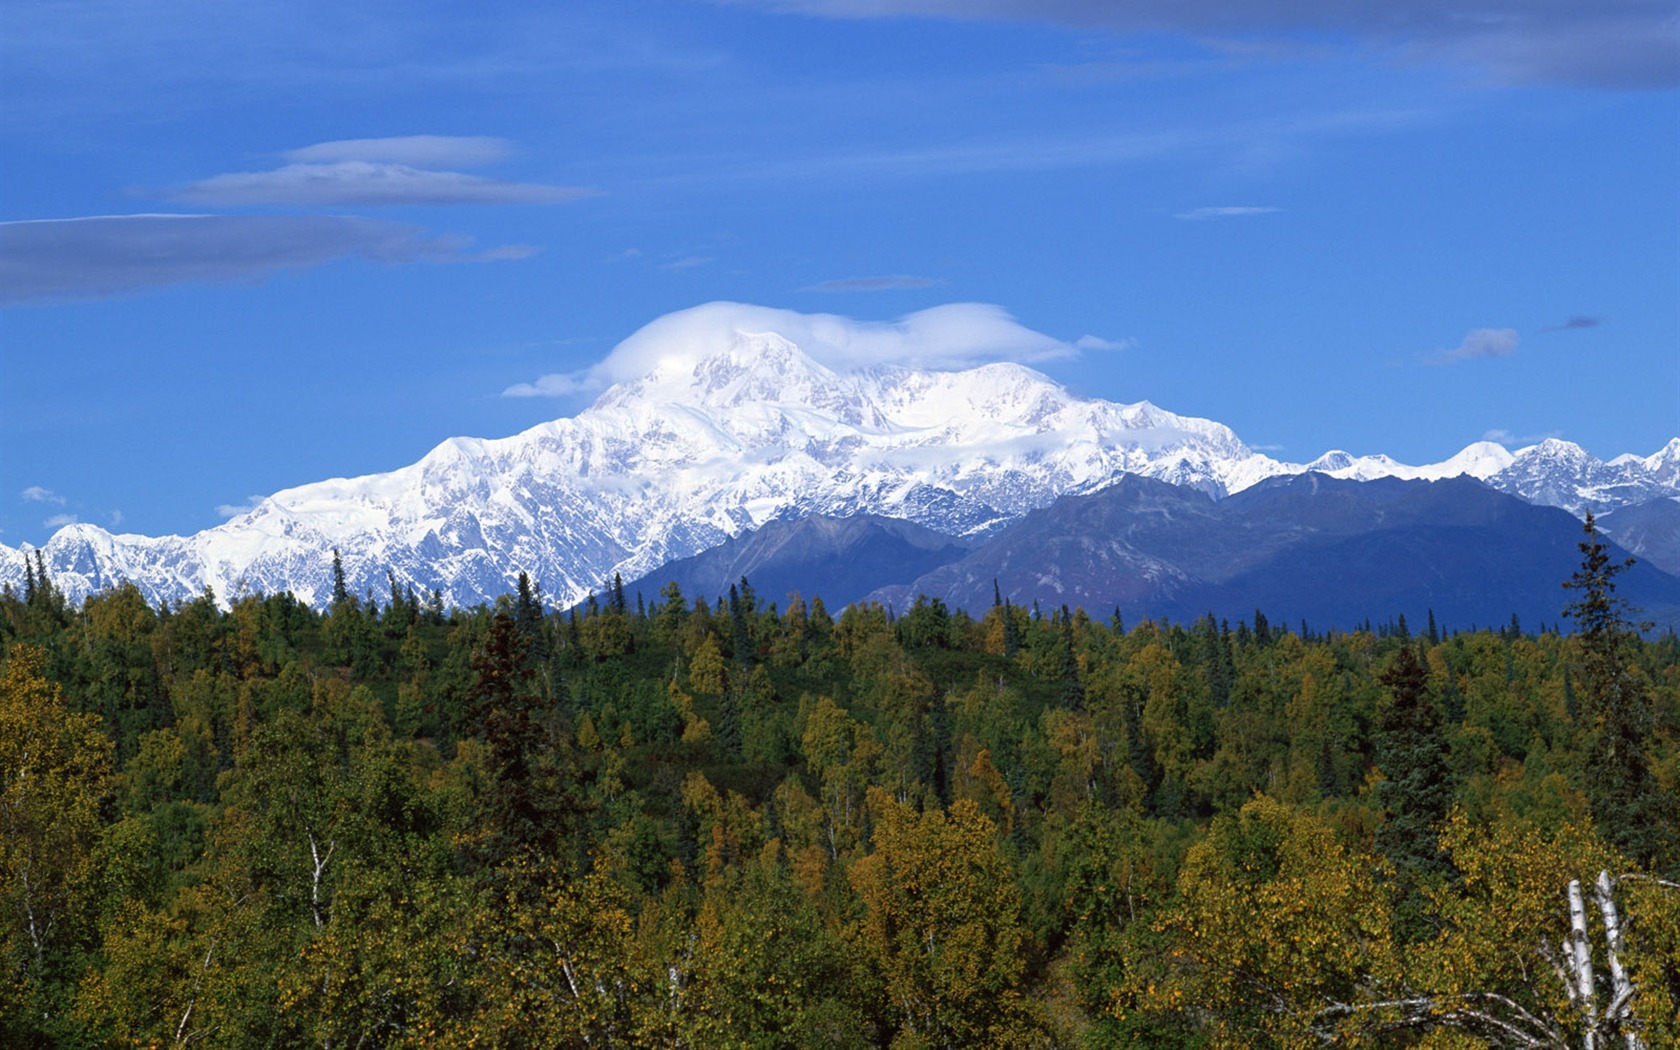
2,524,1677,1049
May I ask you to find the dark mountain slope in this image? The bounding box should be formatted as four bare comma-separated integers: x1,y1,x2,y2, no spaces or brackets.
870,473,1680,631
621,513,974,610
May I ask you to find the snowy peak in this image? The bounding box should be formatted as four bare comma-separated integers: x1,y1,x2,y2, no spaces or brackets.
1641,438,1680,486
1490,438,1673,516
1299,441,1510,484
2,301,1676,612
603,331,861,420
1433,440,1516,479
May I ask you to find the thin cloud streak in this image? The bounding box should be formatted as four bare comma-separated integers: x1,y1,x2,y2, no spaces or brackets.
805,275,944,292
283,136,514,167
646,106,1430,191
171,162,595,208
1174,206,1280,220
1075,334,1134,351
1541,315,1601,332
717,0,1679,89
0,214,520,305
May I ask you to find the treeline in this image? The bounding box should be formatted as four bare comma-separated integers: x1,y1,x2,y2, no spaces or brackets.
1,534,1677,1048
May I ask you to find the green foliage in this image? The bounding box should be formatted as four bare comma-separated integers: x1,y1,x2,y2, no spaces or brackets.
1,564,1676,1047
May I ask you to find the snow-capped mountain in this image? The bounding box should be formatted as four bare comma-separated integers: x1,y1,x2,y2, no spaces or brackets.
3,304,1676,610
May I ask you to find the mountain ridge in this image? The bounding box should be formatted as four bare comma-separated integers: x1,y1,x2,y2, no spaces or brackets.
5,303,1676,610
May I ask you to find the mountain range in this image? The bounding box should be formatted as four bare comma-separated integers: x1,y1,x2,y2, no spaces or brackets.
6,303,1678,623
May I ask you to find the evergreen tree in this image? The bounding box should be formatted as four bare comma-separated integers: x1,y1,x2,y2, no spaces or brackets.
1374,646,1450,876
514,572,545,656
330,548,350,607
728,582,753,668
1058,605,1084,712
466,613,579,863
1001,600,1021,658
1561,513,1666,866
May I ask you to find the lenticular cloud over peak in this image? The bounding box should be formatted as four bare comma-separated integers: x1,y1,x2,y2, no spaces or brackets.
503,301,1079,398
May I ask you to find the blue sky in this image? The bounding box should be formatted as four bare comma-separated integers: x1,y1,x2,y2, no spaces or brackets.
3,0,1676,547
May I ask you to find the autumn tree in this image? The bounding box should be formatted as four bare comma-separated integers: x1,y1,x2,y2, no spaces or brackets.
0,645,113,1044
1148,795,1397,1048
849,790,1046,1048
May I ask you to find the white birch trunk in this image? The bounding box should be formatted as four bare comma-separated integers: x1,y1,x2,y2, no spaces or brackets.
1566,878,1598,1050
1593,870,1644,1050
308,832,335,929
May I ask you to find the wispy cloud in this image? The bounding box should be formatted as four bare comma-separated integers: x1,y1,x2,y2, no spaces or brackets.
172,162,594,208
1075,334,1134,352
169,134,595,208
0,214,525,305
503,373,598,398
216,496,266,519
1483,427,1561,446
1541,315,1601,332
718,0,1679,90
1433,326,1519,364
43,513,78,529
283,135,515,168
1174,205,1280,220
20,486,65,505
658,255,714,271
504,301,1086,398
804,275,944,292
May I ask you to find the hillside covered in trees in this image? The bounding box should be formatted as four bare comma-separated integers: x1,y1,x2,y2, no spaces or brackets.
2,527,1678,1048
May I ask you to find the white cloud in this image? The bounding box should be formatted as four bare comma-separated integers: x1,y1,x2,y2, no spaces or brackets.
172,161,595,208
43,513,78,529
109,510,124,527
504,301,1082,397
1436,326,1519,364
502,373,597,398
215,497,265,518
0,214,527,305
1174,205,1281,220
283,135,514,168
20,485,65,504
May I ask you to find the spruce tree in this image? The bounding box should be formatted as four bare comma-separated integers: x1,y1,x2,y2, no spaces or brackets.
1561,513,1666,866
1058,605,1084,712
1374,645,1450,875
728,582,753,668
330,548,350,607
